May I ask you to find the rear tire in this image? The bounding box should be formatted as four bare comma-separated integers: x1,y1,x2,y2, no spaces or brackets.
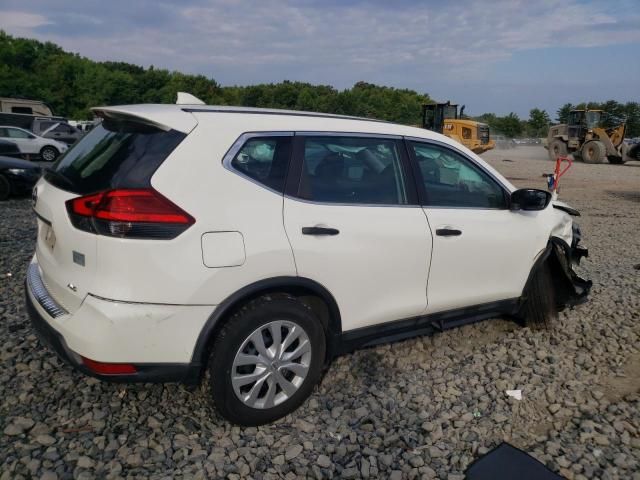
0,174,10,201
519,261,557,329
40,146,59,162
208,295,326,426
548,139,567,161
581,141,605,164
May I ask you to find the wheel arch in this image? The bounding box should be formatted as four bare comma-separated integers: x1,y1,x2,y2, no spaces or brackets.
190,276,342,375
522,236,589,311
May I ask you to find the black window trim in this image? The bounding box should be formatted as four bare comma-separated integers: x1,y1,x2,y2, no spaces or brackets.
403,136,511,210
285,132,420,208
221,131,295,196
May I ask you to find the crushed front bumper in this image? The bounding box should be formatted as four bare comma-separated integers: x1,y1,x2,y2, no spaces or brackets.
549,223,592,308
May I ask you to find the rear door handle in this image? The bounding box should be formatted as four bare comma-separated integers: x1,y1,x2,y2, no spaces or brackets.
302,226,340,236
435,228,462,237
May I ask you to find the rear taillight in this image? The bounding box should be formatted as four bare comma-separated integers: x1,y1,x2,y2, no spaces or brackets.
66,189,195,239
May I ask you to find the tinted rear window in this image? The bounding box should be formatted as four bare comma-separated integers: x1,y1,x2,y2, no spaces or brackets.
45,119,186,194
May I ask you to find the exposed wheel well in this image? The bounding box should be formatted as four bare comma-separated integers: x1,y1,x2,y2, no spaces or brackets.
191,277,341,380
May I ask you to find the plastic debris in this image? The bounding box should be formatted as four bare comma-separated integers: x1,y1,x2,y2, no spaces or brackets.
473,411,482,418
5,272,12,277
506,390,522,400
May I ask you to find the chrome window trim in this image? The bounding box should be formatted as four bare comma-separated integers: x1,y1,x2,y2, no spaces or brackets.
404,135,512,210
297,131,402,139
221,131,294,196
26,263,68,318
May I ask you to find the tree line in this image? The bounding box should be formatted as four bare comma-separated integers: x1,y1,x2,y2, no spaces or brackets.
1,32,638,137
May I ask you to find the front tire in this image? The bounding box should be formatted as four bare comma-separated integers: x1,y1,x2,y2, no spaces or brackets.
581,141,605,164
40,146,59,162
519,261,557,329
208,295,326,426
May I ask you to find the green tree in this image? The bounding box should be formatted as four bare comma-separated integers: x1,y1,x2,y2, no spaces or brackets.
556,103,574,123
527,108,550,137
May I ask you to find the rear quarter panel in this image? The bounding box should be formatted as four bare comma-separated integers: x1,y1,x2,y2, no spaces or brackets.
90,115,297,305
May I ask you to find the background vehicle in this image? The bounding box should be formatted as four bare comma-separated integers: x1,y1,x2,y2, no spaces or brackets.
493,135,516,149
0,155,42,200
26,100,589,425
0,126,68,161
422,101,495,154
0,139,22,158
546,109,630,164
32,120,83,145
0,97,53,116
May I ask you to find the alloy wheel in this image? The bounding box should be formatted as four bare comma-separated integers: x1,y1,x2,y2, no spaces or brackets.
231,320,311,409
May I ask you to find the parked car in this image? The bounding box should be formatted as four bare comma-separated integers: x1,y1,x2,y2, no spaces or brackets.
26,103,591,425
0,155,42,200
0,126,68,161
0,139,22,158
32,119,83,145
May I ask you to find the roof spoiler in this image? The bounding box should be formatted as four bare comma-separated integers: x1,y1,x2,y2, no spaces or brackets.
176,92,205,105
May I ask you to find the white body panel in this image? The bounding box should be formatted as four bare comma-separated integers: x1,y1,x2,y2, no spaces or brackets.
27,261,212,363
283,200,432,331
423,208,549,313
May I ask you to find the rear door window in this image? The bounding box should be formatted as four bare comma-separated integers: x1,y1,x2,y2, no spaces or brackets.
295,136,408,205
45,119,186,194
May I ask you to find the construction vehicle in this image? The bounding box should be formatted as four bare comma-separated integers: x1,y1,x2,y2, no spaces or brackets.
545,109,631,164
422,101,495,154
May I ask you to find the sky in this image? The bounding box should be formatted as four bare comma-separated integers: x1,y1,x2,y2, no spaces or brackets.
1,0,639,118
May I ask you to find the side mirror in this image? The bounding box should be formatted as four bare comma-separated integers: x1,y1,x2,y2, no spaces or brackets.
510,188,551,211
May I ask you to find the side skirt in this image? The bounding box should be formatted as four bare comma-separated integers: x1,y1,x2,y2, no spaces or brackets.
330,299,520,358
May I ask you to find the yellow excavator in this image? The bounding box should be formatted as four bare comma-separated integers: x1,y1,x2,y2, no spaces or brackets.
546,109,630,164
422,101,495,154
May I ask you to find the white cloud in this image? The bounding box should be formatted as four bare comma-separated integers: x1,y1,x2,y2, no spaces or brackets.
0,0,638,113
0,11,51,34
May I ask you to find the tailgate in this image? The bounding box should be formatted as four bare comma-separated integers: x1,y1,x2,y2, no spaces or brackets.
33,178,97,313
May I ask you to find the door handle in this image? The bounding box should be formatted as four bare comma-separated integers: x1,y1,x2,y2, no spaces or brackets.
302,226,340,236
435,228,462,237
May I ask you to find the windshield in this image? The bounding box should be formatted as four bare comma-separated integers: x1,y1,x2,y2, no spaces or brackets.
585,111,601,129
443,105,458,119
45,119,186,194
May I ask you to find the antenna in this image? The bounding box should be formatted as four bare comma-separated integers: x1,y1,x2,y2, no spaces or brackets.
176,92,205,105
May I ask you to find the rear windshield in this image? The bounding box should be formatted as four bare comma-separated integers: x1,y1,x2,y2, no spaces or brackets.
45,119,186,194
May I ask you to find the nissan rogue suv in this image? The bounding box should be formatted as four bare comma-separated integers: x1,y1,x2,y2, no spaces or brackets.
26,102,590,425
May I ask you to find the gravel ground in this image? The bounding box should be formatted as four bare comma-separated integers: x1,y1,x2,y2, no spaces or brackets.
1,146,639,479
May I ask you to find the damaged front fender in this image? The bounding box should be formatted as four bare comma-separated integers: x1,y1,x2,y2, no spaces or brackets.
548,230,592,309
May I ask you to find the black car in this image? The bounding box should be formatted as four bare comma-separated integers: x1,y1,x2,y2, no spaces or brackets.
0,155,42,200
0,139,22,158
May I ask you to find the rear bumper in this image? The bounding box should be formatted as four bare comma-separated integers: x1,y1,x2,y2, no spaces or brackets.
25,262,205,384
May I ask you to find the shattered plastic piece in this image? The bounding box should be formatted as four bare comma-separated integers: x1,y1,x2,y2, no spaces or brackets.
6,272,12,277
473,411,482,418
328,432,342,441
506,390,522,400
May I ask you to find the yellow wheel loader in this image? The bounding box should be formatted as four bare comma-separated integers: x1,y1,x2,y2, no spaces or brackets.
422,102,495,154
545,109,630,164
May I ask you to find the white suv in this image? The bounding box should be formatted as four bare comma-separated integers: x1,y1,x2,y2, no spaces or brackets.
26,102,591,425
0,126,68,161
